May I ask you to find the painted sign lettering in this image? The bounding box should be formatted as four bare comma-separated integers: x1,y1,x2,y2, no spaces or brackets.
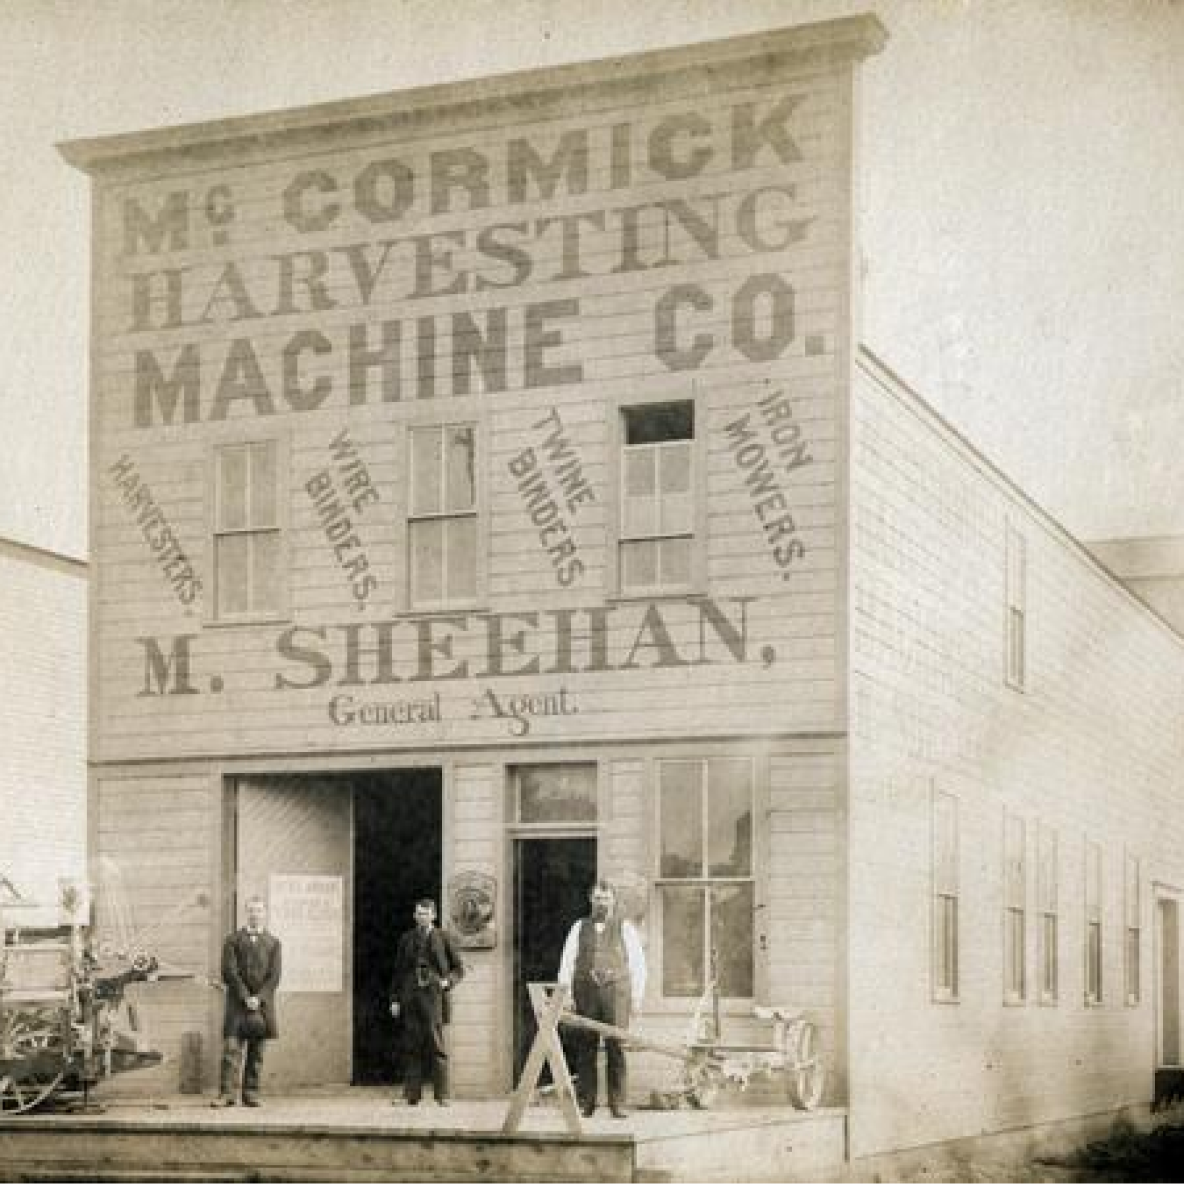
304,429,381,606
110,455,202,606
118,93,817,428
724,390,813,578
508,406,594,588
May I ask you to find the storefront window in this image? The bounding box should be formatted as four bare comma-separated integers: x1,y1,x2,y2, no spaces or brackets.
657,758,754,998
514,764,597,824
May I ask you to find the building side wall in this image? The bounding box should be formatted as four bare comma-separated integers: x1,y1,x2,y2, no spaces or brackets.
847,357,1184,1156
0,549,86,915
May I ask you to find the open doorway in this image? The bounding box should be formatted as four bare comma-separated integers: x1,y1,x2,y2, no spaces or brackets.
512,836,597,1083
352,769,442,1085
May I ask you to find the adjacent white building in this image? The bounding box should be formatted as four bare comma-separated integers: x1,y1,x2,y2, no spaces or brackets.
0,534,87,924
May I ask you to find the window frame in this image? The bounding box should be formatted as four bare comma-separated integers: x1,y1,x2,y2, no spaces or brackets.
931,788,959,1003
611,396,704,598
1037,822,1059,1004
207,433,289,625
508,762,600,829
653,755,757,1004
406,420,481,610
1003,811,1027,1004
1085,839,1103,1006
1125,850,1141,1007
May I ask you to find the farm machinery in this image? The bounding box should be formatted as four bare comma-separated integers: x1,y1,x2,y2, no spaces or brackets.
0,873,200,1114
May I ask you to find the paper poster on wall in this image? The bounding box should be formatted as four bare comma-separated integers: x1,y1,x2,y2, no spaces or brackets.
268,873,343,994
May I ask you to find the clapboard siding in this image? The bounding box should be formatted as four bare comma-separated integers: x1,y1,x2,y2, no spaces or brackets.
848,353,1184,1155
87,40,855,764
93,770,220,1093
448,762,500,1096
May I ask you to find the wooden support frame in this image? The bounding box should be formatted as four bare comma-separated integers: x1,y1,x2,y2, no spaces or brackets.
502,982,584,1135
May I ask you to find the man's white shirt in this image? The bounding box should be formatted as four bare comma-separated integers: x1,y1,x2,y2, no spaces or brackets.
557,918,646,1009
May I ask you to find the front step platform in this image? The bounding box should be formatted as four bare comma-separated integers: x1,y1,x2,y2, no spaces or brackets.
0,1092,847,1182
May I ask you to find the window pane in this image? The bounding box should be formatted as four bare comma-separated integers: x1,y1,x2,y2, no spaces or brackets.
624,401,693,445
625,448,656,498
1006,908,1025,997
623,492,659,539
659,761,702,878
251,531,280,613
445,516,478,601
936,895,958,995
216,533,249,616
249,442,277,527
1087,922,1102,1000
707,759,752,876
621,540,657,591
410,519,443,604
445,425,476,511
219,446,248,530
662,885,704,996
516,764,597,823
659,537,692,587
659,441,692,494
411,427,443,515
711,883,754,997
1041,914,1057,998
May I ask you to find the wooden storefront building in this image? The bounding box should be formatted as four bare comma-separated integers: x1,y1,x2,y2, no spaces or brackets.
62,13,1184,1165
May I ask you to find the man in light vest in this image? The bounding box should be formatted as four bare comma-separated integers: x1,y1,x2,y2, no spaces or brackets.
557,879,646,1119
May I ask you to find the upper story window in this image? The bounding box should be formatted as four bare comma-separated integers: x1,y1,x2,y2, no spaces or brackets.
620,401,694,594
932,790,959,1001
213,440,282,620
409,423,477,608
656,757,753,999
1005,524,1027,690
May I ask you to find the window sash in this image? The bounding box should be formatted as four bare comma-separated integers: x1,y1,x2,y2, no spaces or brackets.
410,424,476,517
934,893,959,998
409,515,478,606
1039,911,1058,1001
656,757,754,999
1005,907,1026,1000
932,791,959,1000
1086,920,1103,1003
408,424,478,606
621,439,694,540
213,442,280,618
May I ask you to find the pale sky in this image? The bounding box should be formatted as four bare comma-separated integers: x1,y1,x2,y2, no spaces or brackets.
2,0,1181,561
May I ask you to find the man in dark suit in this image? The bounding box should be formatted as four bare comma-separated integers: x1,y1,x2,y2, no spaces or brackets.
389,898,465,1106
212,895,282,1108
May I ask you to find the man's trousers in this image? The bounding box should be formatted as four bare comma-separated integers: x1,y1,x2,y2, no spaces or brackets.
219,1036,265,1099
571,980,629,1112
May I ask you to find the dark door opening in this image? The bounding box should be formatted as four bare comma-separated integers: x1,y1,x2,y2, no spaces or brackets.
513,837,597,1084
352,769,442,1085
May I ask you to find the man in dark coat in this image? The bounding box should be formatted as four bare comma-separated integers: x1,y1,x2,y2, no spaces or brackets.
213,895,282,1108
389,898,464,1105
557,880,646,1118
